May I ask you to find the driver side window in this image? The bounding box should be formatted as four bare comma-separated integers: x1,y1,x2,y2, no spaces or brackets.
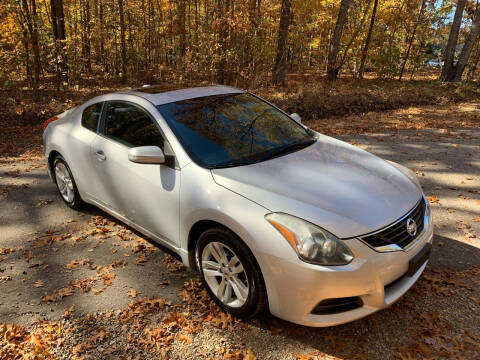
103,101,164,149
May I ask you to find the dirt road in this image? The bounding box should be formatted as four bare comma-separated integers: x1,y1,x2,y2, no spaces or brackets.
0,127,479,359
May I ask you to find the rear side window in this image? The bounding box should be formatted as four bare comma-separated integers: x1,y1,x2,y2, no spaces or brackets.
103,102,164,149
81,102,103,132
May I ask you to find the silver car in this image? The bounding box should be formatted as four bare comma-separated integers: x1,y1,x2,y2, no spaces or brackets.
42,85,433,326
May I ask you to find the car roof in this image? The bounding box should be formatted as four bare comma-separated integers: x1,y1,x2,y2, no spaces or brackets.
116,85,245,106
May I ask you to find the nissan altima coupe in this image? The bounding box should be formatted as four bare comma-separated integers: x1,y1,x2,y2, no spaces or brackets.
43,85,433,326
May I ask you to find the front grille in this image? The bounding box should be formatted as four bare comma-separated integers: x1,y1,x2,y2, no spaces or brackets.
359,199,426,250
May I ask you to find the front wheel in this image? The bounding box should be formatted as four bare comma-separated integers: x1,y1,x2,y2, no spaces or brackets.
195,227,267,319
53,156,86,210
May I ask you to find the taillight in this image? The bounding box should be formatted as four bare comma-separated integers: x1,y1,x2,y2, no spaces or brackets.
42,116,58,132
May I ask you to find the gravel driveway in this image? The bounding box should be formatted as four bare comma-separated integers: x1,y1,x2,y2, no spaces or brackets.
0,127,479,359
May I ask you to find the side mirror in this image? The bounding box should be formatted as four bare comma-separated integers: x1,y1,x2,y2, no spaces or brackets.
290,113,302,124
128,146,165,164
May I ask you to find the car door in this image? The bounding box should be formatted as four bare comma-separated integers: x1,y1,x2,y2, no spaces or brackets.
89,100,180,247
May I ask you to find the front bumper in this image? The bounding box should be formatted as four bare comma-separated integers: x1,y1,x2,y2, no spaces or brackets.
261,215,433,327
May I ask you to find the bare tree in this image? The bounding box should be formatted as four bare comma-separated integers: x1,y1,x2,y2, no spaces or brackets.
272,0,291,85
358,0,378,79
327,0,353,81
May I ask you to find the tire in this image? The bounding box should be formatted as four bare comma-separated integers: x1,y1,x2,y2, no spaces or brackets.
195,227,267,319
52,155,86,210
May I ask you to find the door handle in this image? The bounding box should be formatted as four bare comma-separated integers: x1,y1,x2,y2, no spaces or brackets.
96,150,106,161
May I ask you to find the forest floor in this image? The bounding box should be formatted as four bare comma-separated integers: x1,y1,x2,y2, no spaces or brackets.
0,93,480,359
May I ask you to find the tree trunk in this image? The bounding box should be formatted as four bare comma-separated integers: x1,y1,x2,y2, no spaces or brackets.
358,0,378,79
21,0,41,89
118,0,128,83
452,6,480,81
178,0,186,69
440,0,467,81
82,0,92,74
244,0,259,72
51,0,68,89
217,0,228,84
398,0,426,81
99,0,107,72
22,27,32,85
272,0,291,85
326,0,353,81
337,0,372,72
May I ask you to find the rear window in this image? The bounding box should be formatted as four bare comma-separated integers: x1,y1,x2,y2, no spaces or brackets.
81,102,103,132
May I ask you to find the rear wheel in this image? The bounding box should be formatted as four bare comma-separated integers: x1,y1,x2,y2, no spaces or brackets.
53,156,85,210
195,227,267,319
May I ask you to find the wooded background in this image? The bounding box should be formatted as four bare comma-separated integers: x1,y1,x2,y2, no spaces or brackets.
1,0,480,90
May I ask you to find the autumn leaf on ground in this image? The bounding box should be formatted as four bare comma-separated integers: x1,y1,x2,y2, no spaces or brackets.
426,195,440,205
134,253,149,265
464,231,477,242
0,275,12,283
295,355,315,360
62,305,75,318
457,220,471,230
42,286,74,302
92,287,105,295
65,258,93,270
34,280,44,287
100,272,115,285
24,249,34,262
163,254,185,272
36,199,54,207
474,217,480,222
447,208,455,213
127,288,137,298
177,334,192,344
157,280,170,286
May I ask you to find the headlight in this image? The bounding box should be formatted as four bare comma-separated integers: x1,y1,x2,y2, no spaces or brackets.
265,213,354,266
387,160,422,190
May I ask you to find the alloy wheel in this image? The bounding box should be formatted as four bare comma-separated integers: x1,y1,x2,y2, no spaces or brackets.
201,241,249,308
54,162,74,203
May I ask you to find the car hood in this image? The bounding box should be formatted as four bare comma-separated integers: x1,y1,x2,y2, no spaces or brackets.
211,134,422,239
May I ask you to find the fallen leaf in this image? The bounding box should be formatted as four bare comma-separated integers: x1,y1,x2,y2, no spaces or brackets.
62,305,75,318
177,334,192,344
92,287,105,295
0,275,12,283
426,195,440,205
134,253,148,265
127,288,137,298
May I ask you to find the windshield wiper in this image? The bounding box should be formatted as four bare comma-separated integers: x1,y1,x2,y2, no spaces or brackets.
261,139,316,162
208,159,258,169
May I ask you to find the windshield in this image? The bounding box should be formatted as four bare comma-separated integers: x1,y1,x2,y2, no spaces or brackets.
156,93,315,168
